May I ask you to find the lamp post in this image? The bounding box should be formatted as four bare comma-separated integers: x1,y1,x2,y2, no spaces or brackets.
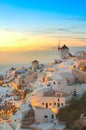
4,100,9,120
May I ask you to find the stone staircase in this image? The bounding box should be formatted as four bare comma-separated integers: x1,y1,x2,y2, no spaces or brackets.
21,110,35,129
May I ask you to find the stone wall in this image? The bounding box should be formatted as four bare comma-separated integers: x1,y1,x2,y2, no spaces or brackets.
72,68,86,83
72,117,86,130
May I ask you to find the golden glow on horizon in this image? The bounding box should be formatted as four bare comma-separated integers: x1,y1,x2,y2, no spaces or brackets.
0,30,86,52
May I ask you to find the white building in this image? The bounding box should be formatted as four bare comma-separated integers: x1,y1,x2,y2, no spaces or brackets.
32,60,39,72
34,107,57,123
30,88,71,113
51,71,75,89
51,73,66,90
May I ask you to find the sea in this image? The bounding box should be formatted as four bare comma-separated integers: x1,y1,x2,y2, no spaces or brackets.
0,46,86,75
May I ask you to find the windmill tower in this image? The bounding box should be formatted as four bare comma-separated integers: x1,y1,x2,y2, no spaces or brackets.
60,44,69,59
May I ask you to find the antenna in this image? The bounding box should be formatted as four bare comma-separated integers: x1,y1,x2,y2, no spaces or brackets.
58,40,61,51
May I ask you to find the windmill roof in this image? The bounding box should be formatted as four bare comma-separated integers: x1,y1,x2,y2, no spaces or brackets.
32,60,39,63
61,44,69,49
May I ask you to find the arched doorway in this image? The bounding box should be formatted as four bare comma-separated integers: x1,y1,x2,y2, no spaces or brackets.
82,126,86,130
46,103,48,108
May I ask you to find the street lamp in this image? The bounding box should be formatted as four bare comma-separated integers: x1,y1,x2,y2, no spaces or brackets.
2,100,13,120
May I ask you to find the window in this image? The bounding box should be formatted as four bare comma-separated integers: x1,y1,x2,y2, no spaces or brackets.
44,115,48,118
58,82,61,84
49,103,51,106
61,103,63,106
46,103,48,108
57,103,60,107
42,103,44,105
58,98,60,102
51,114,54,119
54,102,56,106
53,82,55,85
57,93,61,97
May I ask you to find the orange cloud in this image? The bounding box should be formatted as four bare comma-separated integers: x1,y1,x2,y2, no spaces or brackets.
0,29,86,52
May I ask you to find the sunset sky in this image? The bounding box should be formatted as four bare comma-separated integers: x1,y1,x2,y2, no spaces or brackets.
0,0,86,51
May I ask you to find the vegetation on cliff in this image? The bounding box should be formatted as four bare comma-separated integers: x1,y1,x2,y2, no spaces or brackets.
58,92,86,128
